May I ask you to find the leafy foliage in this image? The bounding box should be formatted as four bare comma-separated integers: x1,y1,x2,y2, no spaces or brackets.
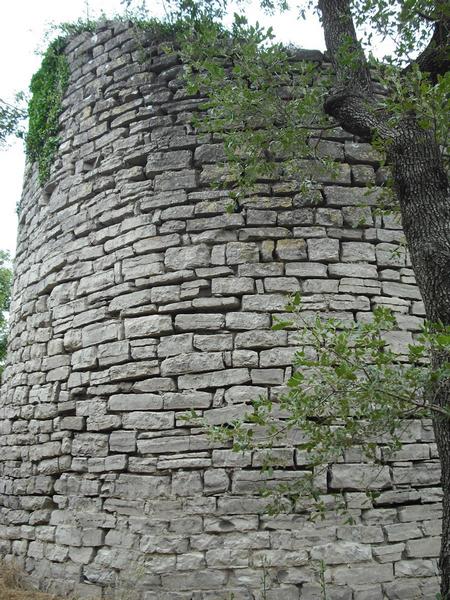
0,252,12,379
26,38,70,184
194,295,450,515
23,12,192,186
0,96,27,149
179,15,340,204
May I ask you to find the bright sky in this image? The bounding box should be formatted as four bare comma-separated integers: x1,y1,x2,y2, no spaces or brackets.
0,0,325,258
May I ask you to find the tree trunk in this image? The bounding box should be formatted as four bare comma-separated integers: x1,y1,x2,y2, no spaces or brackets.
390,119,450,599
318,0,450,595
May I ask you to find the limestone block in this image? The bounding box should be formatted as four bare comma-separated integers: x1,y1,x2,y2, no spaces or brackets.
160,570,227,591
235,330,287,349
330,464,391,490
71,434,109,457
324,186,381,206
82,322,117,347
194,334,233,351
238,263,283,277
341,242,376,262
114,474,170,500
276,239,307,260
406,537,440,558
394,559,438,578
251,369,285,385
108,394,163,411
392,464,441,486
284,263,326,278
372,543,404,563
175,313,225,331
165,244,211,271
178,368,250,390
72,347,98,370
122,255,165,281
30,442,62,462
106,360,160,382
311,541,372,564
161,352,224,376
122,411,174,430
315,208,343,227
225,312,271,330
137,436,191,454
376,243,406,267
151,285,181,304
188,214,244,232
172,471,203,496
264,277,300,293
332,563,394,585
158,333,194,357
109,431,136,453
77,271,115,297
342,206,373,228
226,242,259,264
204,469,230,494
97,340,130,366
146,150,192,175
259,347,298,367
307,238,339,262
345,142,382,166
382,281,422,300
303,279,339,293
163,391,212,409
212,277,254,295
124,315,173,338
133,233,180,255
241,294,288,312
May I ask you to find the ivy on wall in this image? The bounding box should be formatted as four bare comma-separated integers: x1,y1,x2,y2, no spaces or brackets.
26,37,70,184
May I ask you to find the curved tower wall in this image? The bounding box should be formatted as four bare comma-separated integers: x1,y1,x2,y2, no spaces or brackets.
0,21,441,599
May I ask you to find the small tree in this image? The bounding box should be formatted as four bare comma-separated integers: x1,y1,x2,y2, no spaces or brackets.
0,96,26,149
0,251,12,379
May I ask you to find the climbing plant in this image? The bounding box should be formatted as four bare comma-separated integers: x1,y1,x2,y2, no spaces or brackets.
26,37,70,184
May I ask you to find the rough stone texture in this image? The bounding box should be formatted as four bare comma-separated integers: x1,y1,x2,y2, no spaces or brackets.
0,22,440,600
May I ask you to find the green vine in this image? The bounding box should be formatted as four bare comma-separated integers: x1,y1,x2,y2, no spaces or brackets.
24,15,190,186
26,37,70,184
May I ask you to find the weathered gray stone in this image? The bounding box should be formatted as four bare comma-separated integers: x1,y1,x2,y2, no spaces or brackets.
122,411,174,430
161,352,224,375
175,313,225,331
226,242,259,264
108,394,163,411
165,244,211,270
330,465,391,490
307,238,339,262
71,434,109,458
178,368,250,389
124,315,173,338
275,239,307,260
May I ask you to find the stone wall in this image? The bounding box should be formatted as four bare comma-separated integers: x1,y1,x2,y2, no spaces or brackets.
0,21,442,599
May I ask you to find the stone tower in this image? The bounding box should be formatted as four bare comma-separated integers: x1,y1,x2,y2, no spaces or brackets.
0,20,441,599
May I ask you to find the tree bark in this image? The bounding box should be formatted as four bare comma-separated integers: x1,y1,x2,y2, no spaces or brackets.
318,0,450,595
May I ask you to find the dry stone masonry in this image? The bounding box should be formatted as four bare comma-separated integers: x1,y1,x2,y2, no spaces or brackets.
0,21,442,599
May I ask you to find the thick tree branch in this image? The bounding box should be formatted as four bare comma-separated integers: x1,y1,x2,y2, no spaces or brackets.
405,13,450,83
323,90,392,141
318,0,373,94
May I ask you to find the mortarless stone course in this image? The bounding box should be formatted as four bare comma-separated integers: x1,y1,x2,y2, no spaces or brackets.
0,21,441,600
